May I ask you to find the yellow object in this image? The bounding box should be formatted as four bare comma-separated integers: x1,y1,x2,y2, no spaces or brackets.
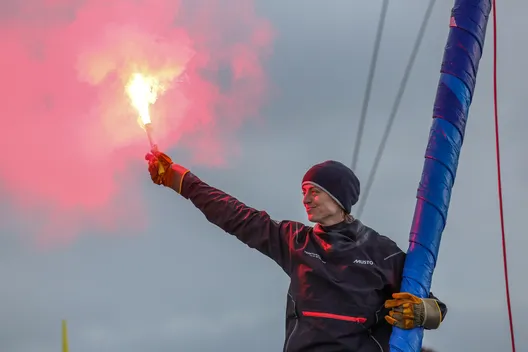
384,292,442,330
62,320,69,352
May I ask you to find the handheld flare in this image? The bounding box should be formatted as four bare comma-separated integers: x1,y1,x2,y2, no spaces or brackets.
144,123,157,151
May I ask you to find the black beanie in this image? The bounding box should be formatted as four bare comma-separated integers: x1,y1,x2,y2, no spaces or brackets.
301,160,360,214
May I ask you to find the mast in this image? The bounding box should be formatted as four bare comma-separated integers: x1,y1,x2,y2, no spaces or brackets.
389,1,492,351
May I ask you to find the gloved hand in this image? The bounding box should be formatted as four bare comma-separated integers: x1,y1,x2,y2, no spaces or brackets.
145,149,175,187
145,149,190,194
384,292,442,330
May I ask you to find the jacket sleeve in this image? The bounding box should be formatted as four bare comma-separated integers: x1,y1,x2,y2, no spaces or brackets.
384,248,448,327
176,171,300,274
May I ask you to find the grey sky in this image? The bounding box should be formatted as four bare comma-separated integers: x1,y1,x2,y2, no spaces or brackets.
1,1,526,351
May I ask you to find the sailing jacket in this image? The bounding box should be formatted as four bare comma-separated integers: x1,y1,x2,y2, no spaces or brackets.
177,172,447,352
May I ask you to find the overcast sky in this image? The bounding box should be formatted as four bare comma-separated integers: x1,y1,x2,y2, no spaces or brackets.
1,1,527,351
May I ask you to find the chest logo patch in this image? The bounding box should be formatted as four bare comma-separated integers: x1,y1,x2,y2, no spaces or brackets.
304,250,326,264
353,259,374,265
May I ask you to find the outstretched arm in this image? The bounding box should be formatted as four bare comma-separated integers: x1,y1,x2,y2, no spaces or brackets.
180,170,302,271
146,151,302,274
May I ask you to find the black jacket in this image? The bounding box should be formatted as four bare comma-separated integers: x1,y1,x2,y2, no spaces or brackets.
179,172,447,352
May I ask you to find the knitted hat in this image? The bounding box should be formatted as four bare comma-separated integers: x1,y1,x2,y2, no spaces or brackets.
301,160,360,214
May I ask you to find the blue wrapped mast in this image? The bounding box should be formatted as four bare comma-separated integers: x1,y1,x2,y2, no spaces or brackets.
389,1,492,351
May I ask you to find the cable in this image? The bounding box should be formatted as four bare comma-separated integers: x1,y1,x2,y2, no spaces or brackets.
356,0,436,218
351,0,389,171
491,2,516,351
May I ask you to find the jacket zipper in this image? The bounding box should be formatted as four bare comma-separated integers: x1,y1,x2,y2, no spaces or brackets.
302,311,367,323
284,294,298,352
302,311,381,350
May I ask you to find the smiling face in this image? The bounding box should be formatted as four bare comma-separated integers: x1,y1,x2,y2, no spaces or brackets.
302,183,345,226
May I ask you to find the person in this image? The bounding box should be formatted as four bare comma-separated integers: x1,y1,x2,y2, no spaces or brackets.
145,150,447,352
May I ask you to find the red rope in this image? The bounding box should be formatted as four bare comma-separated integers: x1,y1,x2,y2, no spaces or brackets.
492,1,516,351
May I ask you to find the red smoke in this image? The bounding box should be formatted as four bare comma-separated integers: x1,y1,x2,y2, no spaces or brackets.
0,0,274,246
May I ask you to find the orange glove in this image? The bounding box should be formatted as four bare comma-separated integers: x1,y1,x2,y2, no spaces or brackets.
384,292,442,330
145,149,174,187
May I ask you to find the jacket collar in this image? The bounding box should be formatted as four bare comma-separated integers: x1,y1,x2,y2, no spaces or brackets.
314,218,367,243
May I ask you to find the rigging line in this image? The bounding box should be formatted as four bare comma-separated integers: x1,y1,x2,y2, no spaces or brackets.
351,0,389,171
356,0,436,218
491,1,516,351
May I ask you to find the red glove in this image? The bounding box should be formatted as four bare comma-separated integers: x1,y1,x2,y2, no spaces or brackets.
145,149,189,194
145,149,174,187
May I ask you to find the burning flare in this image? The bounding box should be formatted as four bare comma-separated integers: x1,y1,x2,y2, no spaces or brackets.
125,73,163,128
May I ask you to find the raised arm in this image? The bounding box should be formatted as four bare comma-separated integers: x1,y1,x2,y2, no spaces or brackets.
146,150,302,274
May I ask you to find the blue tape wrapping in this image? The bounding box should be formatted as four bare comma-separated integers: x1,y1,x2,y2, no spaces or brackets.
388,1,492,351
